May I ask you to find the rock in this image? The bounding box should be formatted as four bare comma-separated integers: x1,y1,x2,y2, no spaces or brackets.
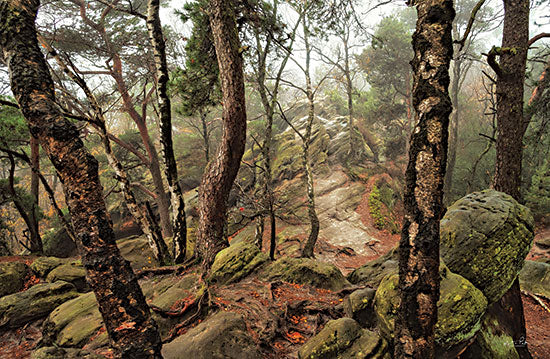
374,264,487,352
519,260,550,298
298,318,389,359
535,235,550,250
461,311,520,359
30,257,70,278
117,235,159,270
43,228,78,258
0,262,28,297
30,347,102,359
209,242,269,285
343,288,377,328
42,292,103,348
440,189,534,303
162,311,261,359
0,281,78,329
262,257,350,291
347,247,398,288
46,262,89,292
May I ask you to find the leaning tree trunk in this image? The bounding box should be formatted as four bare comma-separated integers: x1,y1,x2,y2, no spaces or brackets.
487,0,531,357
196,0,247,271
395,0,454,358
147,0,187,263
0,2,163,357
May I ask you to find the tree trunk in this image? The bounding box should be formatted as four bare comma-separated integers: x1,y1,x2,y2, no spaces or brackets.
196,0,247,271
28,135,42,253
395,1,454,358
147,0,187,264
488,1,531,357
0,2,163,357
444,57,462,203
300,15,320,259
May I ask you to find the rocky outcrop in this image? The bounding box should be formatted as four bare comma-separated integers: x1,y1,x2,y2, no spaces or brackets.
440,190,534,303
162,311,261,359
0,281,78,329
209,242,268,285
30,346,102,359
298,318,389,359
46,262,89,292
0,262,28,297
347,247,398,288
343,288,377,328
262,257,350,291
30,257,69,278
116,235,160,270
519,260,550,298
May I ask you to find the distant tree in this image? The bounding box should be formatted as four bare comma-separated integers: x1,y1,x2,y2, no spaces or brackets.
396,0,454,358
0,1,163,356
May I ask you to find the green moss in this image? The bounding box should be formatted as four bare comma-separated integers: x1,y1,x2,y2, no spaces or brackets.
368,185,399,234
208,242,268,285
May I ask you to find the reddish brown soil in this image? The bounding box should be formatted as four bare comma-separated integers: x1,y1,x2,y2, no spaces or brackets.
523,293,550,359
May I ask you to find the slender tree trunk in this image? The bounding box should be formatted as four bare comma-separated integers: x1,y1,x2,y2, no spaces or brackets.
488,1,531,357
200,110,210,163
395,1,454,358
300,15,320,259
147,0,187,263
0,2,163,357
28,135,42,252
344,36,355,160
444,58,461,203
197,0,247,271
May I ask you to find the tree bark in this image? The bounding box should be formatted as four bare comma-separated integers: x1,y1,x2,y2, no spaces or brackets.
395,1,454,358
196,0,247,270
147,0,188,264
0,2,163,357
444,56,461,203
488,1,531,357
28,135,42,252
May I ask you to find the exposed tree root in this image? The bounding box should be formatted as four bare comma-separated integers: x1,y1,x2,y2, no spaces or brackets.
522,290,550,313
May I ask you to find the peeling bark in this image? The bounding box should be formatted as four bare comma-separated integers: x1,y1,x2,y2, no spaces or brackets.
147,0,187,264
197,0,247,270
0,1,163,357
395,0,455,358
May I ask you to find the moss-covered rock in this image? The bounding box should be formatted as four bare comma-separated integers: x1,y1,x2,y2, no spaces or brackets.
347,247,398,288
262,257,350,291
0,262,28,297
440,190,534,303
42,228,78,258
343,288,377,328
209,242,268,285
30,257,70,278
0,281,78,329
30,346,102,359
46,262,89,292
117,235,160,270
161,311,261,359
535,235,550,250
461,311,520,359
374,264,487,351
298,318,389,359
519,260,550,298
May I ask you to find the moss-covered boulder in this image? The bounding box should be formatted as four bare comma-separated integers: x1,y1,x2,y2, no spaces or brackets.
42,228,78,258
440,190,534,303
0,281,78,329
519,260,550,298
46,262,89,292
30,257,70,278
347,247,398,288
117,235,159,270
209,242,269,285
343,288,377,328
461,312,520,359
0,262,28,297
162,311,261,359
298,318,389,359
262,257,350,291
374,264,487,352
30,346,102,359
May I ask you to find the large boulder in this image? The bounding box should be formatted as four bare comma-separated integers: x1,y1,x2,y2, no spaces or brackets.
0,262,28,297
209,242,268,285
298,318,389,359
519,260,550,298
440,190,534,303
30,257,70,278
117,235,159,270
262,257,350,291
0,281,78,329
347,247,398,288
30,347,102,359
161,311,261,359
42,228,78,258
374,264,487,354
46,262,89,292
343,288,377,328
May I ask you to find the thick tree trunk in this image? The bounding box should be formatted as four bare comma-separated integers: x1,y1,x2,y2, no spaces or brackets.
395,1,454,358
196,0,247,270
488,1,531,357
0,2,163,357
147,0,188,264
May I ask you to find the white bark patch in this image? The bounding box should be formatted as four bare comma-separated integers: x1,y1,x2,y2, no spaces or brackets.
427,119,442,144
415,151,437,218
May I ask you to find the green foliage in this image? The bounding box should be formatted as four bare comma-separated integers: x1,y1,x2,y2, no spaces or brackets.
368,184,399,234
526,158,550,217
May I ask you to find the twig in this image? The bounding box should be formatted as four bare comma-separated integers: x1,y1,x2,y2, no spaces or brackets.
521,289,550,313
